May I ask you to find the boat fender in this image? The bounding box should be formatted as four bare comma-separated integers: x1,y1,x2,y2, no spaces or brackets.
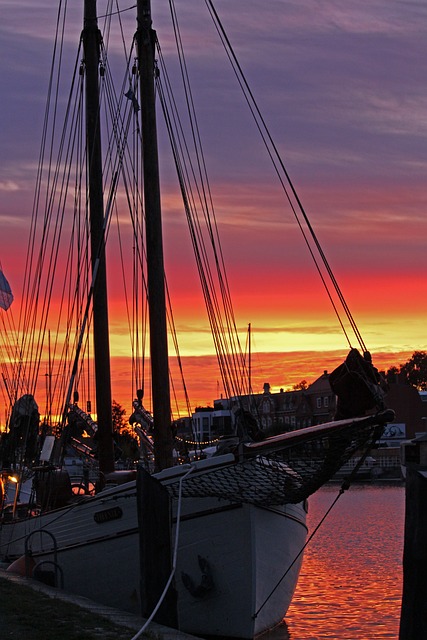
181,555,214,597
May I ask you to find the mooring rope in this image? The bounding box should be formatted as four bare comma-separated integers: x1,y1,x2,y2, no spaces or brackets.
130,464,195,640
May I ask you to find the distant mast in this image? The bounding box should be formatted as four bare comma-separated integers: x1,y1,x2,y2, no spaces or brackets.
136,0,174,471
248,323,252,396
82,0,115,475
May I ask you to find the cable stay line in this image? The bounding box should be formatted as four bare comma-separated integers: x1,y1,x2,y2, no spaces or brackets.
204,0,367,354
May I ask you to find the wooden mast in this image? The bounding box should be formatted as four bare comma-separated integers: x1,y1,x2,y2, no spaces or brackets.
136,0,174,471
82,0,115,476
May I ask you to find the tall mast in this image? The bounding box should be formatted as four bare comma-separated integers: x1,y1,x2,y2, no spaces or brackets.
136,0,174,470
82,0,115,476
248,323,252,396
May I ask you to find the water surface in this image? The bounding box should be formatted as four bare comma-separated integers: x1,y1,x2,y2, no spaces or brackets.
273,484,404,639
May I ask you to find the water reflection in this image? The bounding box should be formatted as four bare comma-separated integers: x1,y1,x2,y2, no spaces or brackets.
270,485,404,640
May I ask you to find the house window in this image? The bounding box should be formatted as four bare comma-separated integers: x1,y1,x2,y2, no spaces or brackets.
324,396,329,407
316,397,322,408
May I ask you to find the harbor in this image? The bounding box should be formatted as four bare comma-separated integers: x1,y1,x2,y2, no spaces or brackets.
0,0,425,639
1,483,404,639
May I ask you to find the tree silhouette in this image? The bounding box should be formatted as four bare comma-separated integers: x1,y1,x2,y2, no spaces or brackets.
385,365,400,384
400,351,427,390
112,400,127,433
293,380,308,390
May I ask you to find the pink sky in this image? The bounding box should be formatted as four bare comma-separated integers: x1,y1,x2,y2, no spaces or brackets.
0,0,426,419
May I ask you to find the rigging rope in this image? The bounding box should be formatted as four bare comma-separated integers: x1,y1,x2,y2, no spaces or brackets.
130,464,195,640
10,0,375,437
203,0,367,354
12,2,153,429
157,2,251,404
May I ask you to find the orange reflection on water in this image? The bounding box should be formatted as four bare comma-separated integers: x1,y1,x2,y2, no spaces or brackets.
283,485,404,640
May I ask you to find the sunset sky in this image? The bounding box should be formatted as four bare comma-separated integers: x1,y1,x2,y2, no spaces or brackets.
0,0,426,416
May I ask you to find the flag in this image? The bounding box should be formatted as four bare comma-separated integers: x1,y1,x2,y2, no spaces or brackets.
0,269,13,310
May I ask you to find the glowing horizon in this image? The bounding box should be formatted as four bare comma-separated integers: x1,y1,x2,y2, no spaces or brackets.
0,1,426,426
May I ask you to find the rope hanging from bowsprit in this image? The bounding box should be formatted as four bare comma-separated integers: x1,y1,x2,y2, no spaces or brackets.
252,428,380,620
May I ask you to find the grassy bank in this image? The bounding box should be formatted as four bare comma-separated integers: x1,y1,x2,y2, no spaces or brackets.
0,576,150,640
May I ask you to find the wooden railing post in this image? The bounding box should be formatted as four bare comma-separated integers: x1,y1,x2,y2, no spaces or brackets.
399,435,427,639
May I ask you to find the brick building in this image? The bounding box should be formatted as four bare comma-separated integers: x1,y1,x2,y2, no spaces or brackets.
190,369,427,444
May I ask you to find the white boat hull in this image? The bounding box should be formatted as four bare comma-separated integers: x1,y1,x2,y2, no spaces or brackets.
176,499,306,638
0,460,307,638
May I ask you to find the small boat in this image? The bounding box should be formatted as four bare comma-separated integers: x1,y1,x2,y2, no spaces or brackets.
0,1,394,637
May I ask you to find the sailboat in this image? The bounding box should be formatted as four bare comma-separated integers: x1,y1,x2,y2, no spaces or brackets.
0,1,394,638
